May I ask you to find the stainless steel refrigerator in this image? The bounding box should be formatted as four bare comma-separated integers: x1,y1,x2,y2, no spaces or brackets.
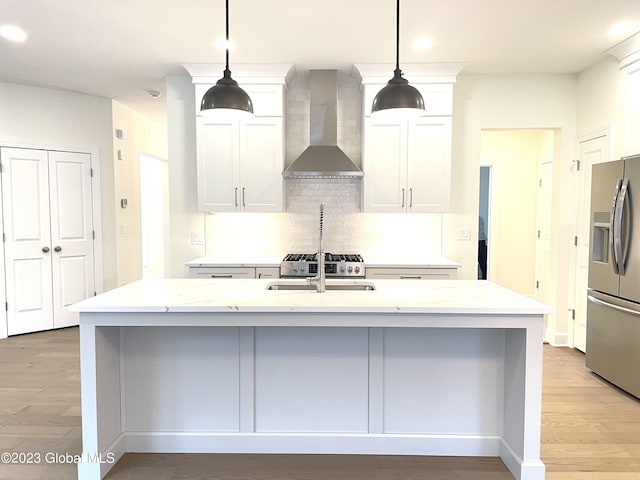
587,154,640,399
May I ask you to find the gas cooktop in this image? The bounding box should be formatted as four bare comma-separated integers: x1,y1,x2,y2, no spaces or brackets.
280,253,365,278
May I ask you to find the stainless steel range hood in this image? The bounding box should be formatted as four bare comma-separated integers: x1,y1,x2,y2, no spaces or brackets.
284,70,363,178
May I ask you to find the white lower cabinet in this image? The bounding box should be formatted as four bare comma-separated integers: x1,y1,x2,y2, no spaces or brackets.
189,266,280,279
366,267,457,280
189,267,256,279
255,267,280,279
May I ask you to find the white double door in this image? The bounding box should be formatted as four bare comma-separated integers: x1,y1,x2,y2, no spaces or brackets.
1,147,95,336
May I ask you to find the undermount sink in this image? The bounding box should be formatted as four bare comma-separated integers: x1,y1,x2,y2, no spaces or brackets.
266,281,376,291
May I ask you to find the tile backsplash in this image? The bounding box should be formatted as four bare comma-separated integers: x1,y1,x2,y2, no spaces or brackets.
205,210,443,259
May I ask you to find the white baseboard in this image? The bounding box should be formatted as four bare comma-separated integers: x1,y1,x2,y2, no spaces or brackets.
544,328,569,347
500,438,546,480
125,431,500,456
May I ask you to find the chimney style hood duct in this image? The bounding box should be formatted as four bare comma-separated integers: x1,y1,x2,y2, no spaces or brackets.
284,70,363,178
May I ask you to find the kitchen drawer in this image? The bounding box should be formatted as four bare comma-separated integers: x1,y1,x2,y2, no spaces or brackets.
256,267,280,279
366,267,457,280
189,267,256,279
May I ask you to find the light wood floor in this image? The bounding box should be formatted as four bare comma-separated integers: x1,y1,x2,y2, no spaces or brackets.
0,327,639,479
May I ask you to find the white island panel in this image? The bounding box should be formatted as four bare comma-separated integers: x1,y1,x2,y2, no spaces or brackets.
123,326,241,432
254,327,369,433
382,328,502,435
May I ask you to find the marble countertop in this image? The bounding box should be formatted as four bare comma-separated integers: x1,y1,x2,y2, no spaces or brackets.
185,256,283,267
364,257,461,269
70,279,550,315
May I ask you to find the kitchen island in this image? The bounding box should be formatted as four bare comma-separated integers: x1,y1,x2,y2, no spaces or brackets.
71,278,550,480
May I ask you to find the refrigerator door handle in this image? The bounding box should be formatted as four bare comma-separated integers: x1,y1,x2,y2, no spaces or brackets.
614,178,630,275
588,294,640,317
610,179,622,274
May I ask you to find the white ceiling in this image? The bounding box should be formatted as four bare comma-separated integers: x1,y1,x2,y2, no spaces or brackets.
2,0,640,121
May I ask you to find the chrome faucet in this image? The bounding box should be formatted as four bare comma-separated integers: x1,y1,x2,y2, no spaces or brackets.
307,202,326,293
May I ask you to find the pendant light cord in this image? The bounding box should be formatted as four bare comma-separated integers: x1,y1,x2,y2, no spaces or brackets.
395,0,400,73
225,0,230,75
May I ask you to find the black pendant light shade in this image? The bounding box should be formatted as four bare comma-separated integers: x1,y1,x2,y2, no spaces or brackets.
371,68,424,113
371,0,425,119
201,68,253,118
201,0,253,118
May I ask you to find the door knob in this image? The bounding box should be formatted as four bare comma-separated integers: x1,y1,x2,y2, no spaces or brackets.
42,246,50,253
54,246,62,253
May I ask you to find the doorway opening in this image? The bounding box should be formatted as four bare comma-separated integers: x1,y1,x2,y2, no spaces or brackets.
140,153,169,279
478,166,491,280
479,129,554,301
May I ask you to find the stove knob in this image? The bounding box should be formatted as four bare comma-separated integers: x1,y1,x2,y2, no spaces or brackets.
354,266,360,274
340,265,346,273
348,266,353,274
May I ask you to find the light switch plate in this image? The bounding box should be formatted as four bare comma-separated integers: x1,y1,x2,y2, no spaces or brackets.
191,232,205,245
458,228,471,241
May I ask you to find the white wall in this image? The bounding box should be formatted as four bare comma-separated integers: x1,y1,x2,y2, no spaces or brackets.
447,74,577,344
577,57,622,154
166,75,206,278
0,81,117,290
111,101,168,285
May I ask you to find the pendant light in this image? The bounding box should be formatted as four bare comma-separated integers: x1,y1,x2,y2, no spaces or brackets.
200,0,253,119
371,0,425,119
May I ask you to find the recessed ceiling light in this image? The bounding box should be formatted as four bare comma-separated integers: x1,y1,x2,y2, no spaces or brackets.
411,37,433,51
0,24,27,43
214,39,236,50
610,21,638,37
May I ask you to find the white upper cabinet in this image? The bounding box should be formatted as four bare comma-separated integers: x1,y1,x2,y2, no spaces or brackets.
363,118,406,212
607,33,640,156
184,64,292,213
354,64,461,213
407,116,452,212
196,116,284,212
239,117,284,212
197,118,240,212
363,116,452,213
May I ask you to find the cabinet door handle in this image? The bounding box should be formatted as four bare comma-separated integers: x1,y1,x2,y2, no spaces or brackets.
234,187,238,207
400,275,422,279
42,246,50,253
242,187,246,207
409,188,413,208
54,246,62,253
210,274,233,278
401,188,405,208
